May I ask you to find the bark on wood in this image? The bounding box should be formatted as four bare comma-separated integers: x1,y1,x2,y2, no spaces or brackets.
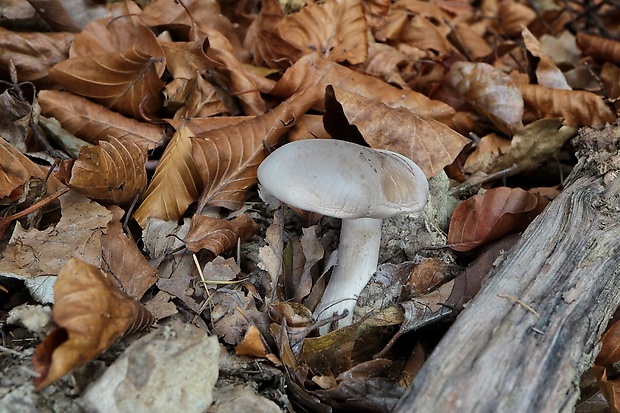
394,125,620,412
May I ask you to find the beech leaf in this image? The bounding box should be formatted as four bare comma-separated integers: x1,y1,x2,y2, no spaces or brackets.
33,257,154,390
183,213,260,255
447,187,538,251
69,136,147,206
325,86,470,177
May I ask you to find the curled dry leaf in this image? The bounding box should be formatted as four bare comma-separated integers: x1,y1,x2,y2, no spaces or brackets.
595,366,620,413
495,1,536,36
49,25,165,120
38,90,163,151
276,0,368,65
522,27,571,90
133,127,202,228
270,53,455,123
325,86,470,177
449,23,493,61
596,319,620,366
447,187,539,251
192,87,321,211
518,83,616,128
33,257,155,390
26,0,111,32
183,213,260,255
447,61,524,136
577,32,620,66
464,118,578,174
69,136,147,206
0,28,73,85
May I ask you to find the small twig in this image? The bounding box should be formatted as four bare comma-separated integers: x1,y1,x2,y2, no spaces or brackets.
0,344,24,357
497,293,541,318
449,164,519,198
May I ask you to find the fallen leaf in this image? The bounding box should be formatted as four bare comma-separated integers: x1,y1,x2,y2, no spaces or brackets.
26,0,110,32
68,136,147,206
447,187,538,251
522,27,571,90
33,257,154,390
577,32,620,66
183,213,260,255
133,127,202,228
447,61,524,136
596,320,620,366
325,86,470,177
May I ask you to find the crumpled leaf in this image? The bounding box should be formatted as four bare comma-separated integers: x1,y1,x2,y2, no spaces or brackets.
26,0,111,32
133,127,202,228
518,83,616,128
522,27,571,90
447,61,524,136
191,87,320,211
38,90,163,151
49,24,165,120
68,136,147,206
276,0,368,65
464,118,578,174
33,257,155,390
577,32,620,66
449,23,493,61
447,187,538,251
183,213,260,255
270,53,455,123
325,86,470,177
596,319,620,366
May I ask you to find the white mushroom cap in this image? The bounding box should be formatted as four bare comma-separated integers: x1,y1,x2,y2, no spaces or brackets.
257,139,429,218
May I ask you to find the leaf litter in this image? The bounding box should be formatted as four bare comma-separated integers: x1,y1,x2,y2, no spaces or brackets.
0,0,619,411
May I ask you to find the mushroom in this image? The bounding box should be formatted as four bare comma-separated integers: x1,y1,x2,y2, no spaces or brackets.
257,139,429,331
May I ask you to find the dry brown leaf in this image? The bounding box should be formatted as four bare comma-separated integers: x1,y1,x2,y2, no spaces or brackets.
595,365,620,413
577,32,620,66
361,41,409,88
447,187,539,251
449,23,493,61
49,25,165,120
447,61,524,136
522,27,571,90
166,116,252,134
0,137,64,199
25,0,110,32
171,74,230,120
101,206,158,300
183,213,260,255
236,325,273,359
133,127,202,228
518,83,616,128
271,53,455,123
191,87,321,211
495,1,536,36
464,118,577,174
161,39,210,80
32,257,154,390
38,90,163,151
0,28,73,85
68,136,147,206
596,320,620,366
325,86,470,177
287,114,330,141
276,0,368,65
244,0,304,69
400,14,453,57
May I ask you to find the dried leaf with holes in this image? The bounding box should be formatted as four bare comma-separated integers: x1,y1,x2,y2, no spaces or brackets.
33,257,154,390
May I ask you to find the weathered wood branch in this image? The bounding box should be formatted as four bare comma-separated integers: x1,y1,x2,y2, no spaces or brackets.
395,125,620,412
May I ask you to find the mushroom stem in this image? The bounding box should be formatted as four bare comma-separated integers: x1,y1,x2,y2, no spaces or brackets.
314,217,383,331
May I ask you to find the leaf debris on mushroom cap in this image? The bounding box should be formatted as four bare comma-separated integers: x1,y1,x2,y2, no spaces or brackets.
257,139,429,219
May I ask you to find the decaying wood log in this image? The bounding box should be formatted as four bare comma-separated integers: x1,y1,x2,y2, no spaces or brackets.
395,125,620,412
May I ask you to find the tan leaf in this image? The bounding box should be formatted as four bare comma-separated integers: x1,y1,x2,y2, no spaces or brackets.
38,90,163,151
161,39,210,80
69,137,147,206
49,25,165,120
271,53,455,123
595,366,620,413
171,74,230,119
326,86,470,177
449,23,493,61
518,83,616,127
522,27,571,90
235,325,271,359
495,1,536,36
447,187,538,252
192,87,321,211
32,257,154,390
447,61,524,136
183,214,260,255
276,0,368,64
400,14,453,57
244,0,303,69
0,137,64,199
360,41,409,88
101,207,158,300
166,116,252,135
577,32,620,66
464,119,577,174
133,127,202,228
25,0,110,32
0,27,73,85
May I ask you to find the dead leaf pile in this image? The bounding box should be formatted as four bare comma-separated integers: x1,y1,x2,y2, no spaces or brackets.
1,0,619,410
